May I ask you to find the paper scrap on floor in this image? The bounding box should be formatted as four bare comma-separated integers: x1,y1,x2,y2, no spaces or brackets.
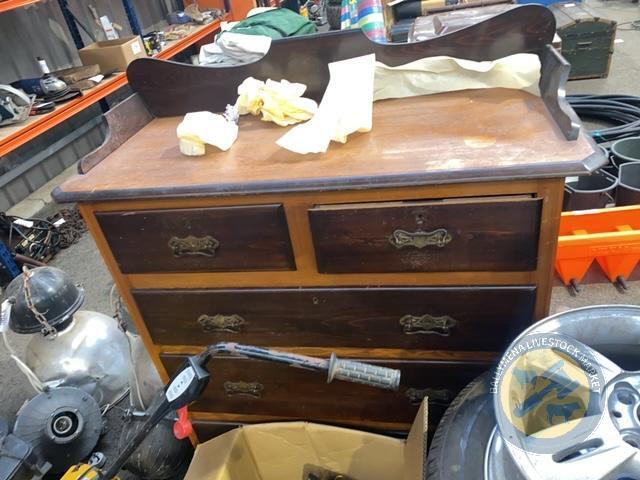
276,54,376,154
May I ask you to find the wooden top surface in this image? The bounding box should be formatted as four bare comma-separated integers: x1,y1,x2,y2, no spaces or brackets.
55,88,600,202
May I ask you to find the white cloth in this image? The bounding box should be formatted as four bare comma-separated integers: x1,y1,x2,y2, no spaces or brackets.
276,54,376,154
176,111,238,155
199,32,271,66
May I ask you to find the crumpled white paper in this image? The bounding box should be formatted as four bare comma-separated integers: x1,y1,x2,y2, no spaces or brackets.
236,77,318,126
276,54,376,154
176,111,238,155
374,53,541,101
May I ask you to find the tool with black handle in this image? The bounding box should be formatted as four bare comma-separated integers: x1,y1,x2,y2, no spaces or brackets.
90,342,400,480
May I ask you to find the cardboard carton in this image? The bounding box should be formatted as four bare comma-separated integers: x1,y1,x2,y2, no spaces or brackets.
78,37,147,74
184,399,428,480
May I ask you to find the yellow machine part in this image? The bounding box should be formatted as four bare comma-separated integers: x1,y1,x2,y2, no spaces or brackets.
60,464,120,480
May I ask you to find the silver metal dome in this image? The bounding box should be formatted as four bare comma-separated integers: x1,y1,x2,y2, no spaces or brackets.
24,310,131,406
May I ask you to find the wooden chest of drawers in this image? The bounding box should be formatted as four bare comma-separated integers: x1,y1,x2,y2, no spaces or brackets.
54,81,601,437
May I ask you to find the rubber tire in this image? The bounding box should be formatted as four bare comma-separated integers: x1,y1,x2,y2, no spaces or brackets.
427,371,496,480
327,4,341,30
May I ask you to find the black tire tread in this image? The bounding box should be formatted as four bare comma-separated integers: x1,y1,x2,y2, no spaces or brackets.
426,371,491,479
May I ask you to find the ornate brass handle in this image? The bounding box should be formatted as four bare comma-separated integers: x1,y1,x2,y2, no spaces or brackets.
400,314,457,336
405,387,455,406
388,228,452,249
198,314,245,333
224,381,264,398
168,235,219,257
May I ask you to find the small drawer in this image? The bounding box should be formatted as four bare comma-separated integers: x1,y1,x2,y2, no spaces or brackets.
161,355,490,429
135,286,534,352
308,197,542,273
96,204,294,274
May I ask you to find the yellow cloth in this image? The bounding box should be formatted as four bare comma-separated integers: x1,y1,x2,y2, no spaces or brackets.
236,77,318,127
374,53,541,101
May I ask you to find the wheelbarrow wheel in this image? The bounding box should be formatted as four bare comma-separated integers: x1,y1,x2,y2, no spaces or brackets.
427,372,492,479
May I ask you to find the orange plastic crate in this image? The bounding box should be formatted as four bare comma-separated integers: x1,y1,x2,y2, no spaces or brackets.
555,205,640,286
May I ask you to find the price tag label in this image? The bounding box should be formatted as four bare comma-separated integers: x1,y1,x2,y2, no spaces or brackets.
14,218,34,228
0,300,12,333
166,367,195,402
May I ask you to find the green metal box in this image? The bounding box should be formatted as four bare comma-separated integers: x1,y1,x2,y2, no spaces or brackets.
550,3,616,80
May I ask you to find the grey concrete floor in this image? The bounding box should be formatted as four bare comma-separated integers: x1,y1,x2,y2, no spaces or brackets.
1,0,639,472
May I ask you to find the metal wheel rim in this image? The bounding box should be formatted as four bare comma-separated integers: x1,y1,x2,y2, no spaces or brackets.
486,305,640,480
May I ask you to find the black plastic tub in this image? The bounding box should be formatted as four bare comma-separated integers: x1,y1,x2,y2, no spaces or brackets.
611,137,640,168
563,169,618,211
616,162,640,207
598,145,618,175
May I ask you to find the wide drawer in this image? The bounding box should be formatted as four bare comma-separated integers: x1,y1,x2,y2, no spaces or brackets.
135,286,535,351
96,204,294,274
161,355,490,428
309,197,542,273
191,420,408,443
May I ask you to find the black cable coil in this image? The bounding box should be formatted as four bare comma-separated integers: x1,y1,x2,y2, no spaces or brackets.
0,207,87,264
568,94,640,143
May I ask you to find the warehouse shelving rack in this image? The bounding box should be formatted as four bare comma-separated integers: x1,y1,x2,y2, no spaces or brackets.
0,0,229,158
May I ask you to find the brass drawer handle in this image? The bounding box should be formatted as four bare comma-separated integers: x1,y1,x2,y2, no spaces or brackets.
224,381,264,398
168,235,219,257
198,314,245,333
406,387,455,406
388,228,452,249
400,314,457,336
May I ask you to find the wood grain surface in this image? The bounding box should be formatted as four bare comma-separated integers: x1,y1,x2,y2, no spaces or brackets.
133,286,535,351
309,197,542,273
54,89,596,203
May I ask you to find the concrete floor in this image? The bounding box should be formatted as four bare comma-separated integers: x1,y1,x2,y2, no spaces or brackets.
1,0,639,472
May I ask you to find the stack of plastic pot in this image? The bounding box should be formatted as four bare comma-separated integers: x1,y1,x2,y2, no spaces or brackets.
557,137,640,294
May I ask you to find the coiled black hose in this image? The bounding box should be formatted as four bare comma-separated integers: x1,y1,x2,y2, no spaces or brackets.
568,95,640,143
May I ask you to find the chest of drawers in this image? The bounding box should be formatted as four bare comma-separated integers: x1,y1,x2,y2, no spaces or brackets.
53,8,603,440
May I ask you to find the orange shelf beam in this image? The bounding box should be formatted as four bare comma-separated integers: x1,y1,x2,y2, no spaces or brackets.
0,18,222,158
0,0,40,13
156,19,222,60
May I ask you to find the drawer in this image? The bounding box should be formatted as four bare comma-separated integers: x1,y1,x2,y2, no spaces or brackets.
135,286,535,351
193,420,240,442
96,204,294,274
161,355,491,428
192,419,410,442
308,197,542,273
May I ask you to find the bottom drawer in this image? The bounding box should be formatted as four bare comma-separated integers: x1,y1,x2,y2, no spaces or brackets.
192,419,411,443
162,355,491,430
193,420,240,442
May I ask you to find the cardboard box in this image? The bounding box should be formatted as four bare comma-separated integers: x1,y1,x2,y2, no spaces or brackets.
184,400,428,480
78,37,147,74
